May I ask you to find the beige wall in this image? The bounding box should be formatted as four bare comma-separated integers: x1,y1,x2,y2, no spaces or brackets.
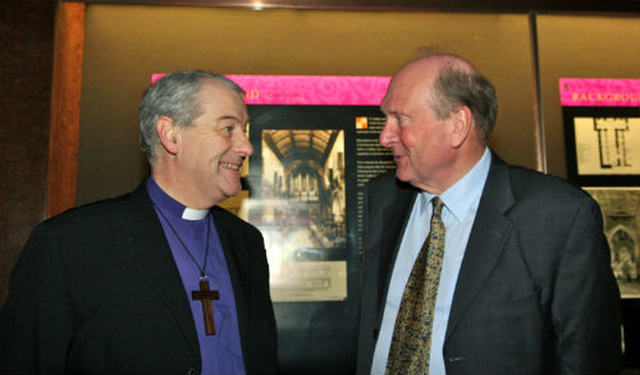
537,15,640,178
77,5,639,205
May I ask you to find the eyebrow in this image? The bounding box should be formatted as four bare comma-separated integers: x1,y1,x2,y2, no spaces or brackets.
382,109,406,117
215,114,246,123
214,115,249,131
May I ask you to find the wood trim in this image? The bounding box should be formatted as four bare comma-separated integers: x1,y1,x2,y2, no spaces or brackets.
528,13,547,174
80,0,640,13
47,1,86,217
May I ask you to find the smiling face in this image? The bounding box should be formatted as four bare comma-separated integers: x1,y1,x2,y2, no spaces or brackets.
379,61,457,194
172,79,253,207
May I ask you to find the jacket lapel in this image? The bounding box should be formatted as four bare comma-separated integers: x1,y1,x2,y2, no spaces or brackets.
375,183,418,325
445,156,515,340
211,208,249,339
124,185,200,356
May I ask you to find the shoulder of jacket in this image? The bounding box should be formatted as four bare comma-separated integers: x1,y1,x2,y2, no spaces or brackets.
504,164,595,208
38,190,138,232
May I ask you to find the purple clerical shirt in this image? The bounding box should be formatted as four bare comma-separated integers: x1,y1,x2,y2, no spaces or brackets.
147,178,245,375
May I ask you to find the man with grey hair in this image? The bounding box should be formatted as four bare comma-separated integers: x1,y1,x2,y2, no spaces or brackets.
357,54,622,374
0,70,278,374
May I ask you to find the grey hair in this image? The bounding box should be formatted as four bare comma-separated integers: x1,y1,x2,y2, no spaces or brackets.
139,70,245,163
428,58,498,140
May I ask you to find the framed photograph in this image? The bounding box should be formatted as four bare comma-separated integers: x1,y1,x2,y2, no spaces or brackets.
560,78,640,186
215,74,394,373
245,105,394,302
584,187,640,298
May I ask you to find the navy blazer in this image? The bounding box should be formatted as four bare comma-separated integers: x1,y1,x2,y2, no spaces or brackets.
357,153,622,375
0,184,277,374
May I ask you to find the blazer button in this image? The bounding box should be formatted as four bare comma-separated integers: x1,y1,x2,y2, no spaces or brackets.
186,368,199,375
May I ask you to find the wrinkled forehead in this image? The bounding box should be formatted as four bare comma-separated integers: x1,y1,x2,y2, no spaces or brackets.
197,80,248,120
382,64,437,111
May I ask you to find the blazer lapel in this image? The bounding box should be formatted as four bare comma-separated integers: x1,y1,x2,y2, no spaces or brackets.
375,183,418,325
211,208,249,339
124,186,200,356
445,156,515,340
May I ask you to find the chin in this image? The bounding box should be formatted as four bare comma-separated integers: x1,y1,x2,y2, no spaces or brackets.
223,185,242,199
395,169,412,182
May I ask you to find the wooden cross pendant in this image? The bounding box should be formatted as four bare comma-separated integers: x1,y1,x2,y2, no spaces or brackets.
192,279,220,335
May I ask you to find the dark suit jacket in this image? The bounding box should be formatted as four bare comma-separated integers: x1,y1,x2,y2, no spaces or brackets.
0,184,277,374
357,153,622,375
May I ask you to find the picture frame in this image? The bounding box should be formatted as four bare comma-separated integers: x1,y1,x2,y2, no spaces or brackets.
583,187,640,298
559,78,640,187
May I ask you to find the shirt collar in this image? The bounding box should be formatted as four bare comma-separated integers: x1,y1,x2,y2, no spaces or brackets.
146,177,209,221
422,147,492,222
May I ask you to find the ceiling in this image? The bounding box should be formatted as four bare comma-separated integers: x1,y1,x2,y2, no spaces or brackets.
263,130,340,170
68,0,640,14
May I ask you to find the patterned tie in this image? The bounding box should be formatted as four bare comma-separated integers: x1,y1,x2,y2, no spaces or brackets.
386,197,446,375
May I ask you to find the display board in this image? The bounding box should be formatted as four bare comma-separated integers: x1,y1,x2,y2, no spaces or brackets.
560,78,640,299
166,74,391,373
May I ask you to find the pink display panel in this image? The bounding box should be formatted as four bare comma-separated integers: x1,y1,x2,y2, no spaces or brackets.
152,74,391,106
559,78,640,107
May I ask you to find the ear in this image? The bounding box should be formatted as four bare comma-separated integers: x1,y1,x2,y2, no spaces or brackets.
156,116,180,155
449,106,473,149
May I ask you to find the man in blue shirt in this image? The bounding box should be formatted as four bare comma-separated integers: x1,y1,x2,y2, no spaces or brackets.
357,54,621,374
0,71,277,374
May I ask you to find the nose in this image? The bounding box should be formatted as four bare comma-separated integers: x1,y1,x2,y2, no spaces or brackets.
379,118,396,148
235,131,254,158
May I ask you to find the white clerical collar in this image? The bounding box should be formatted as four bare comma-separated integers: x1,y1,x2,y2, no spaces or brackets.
181,207,209,221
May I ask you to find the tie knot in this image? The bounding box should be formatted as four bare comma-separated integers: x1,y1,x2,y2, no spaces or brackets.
431,197,444,217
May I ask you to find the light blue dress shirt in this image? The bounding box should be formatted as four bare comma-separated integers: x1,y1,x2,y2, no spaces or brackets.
371,148,491,375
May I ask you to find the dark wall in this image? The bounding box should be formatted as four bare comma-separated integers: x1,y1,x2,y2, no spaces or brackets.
0,0,55,306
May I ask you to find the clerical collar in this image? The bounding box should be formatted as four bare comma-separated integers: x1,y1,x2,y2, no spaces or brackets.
182,207,209,220
146,178,209,221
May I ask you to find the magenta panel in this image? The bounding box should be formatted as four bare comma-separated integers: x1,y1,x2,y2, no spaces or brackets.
559,78,640,107
152,74,390,106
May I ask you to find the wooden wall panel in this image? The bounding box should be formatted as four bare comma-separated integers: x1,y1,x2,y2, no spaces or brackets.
47,2,85,217
0,0,56,307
